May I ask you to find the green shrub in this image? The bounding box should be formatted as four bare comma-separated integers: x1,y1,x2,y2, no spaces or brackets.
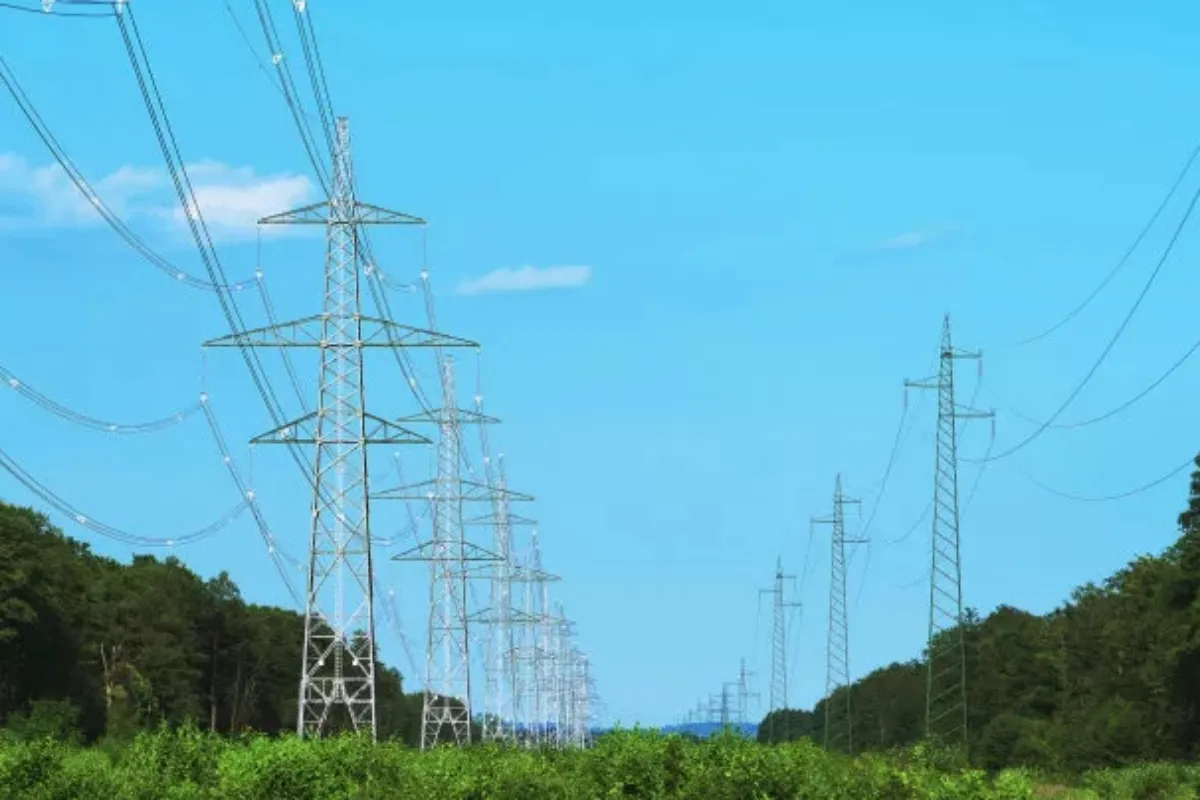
27,725,1200,799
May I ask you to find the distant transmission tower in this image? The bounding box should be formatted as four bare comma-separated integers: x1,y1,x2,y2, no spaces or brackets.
736,658,759,725
470,434,538,744
759,558,800,739
812,474,863,754
719,681,740,728
205,117,474,740
905,313,993,747
383,364,525,748
523,527,560,746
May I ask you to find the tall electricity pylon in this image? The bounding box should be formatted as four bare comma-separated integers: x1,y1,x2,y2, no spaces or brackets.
905,313,993,747
477,449,517,744
423,356,473,748
204,117,475,740
719,681,739,727
551,603,575,747
524,527,559,746
380,360,529,749
471,423,539,744
759,558,800,740
813,474,864,754
736,658,759,725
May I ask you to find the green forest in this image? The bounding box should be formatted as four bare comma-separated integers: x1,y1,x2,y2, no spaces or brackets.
0,500,430,746
759,453,1200,776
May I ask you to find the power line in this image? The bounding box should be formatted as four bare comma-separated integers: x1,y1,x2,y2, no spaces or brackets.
0,363,202,433
1006,142,1200,348
0,55,257,292
1002,327,1200,431
0,441,248,548
198,394,306,603
0,0,113,18
968,180,1200,464
1017,456,1194,503
113,5,340,520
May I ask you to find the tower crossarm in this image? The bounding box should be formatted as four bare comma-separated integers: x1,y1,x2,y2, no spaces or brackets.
258,200,427,226
372,477,535,503
204,314,479,350
245,411,430,446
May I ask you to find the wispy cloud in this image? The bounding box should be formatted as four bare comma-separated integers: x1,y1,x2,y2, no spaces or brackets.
456,265,593,296
0,153,316,240
876,225,955,251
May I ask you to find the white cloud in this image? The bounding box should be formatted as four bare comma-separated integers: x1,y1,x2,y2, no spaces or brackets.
0,152,316,240
877,225,955,251
456,264,593,296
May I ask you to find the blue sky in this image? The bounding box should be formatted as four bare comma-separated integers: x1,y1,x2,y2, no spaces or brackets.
3,0,1200,729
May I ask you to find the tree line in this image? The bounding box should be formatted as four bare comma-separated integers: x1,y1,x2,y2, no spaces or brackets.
0,501,443,745
758,454,1200,774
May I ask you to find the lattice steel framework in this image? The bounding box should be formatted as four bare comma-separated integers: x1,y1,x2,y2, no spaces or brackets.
204,117,476,740
813,474,863,754
475,450,525,745
380,387,530,748
760,558,800,714
424,357,473,747
736,657,759,725
905,313,992,747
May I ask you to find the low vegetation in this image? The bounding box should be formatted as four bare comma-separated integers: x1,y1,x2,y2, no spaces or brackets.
6,725,1200,798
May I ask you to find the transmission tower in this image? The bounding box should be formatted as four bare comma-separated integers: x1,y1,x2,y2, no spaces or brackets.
905,313,993,747
478,450,516,744
204,117,476,740
759,558,800,741
736,658,759,726
550,603,576,747
812,474,864,754
381,360,529,749
471,442,539,744
719,681,738,727
523,527,559,746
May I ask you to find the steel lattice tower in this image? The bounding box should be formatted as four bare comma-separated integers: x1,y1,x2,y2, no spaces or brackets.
736,658,759,726
535,533,556,745
424,356,472,747
813,474,864,754
905,313,992,747
386,353,518,749
526,527,556,745
205,117,475,739
760,558,800,714
477,450,520,744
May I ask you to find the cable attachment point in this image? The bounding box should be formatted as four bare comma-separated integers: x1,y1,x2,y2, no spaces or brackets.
41,0,54,12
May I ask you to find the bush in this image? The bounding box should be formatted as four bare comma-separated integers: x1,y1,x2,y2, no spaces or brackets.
0,726,1043,799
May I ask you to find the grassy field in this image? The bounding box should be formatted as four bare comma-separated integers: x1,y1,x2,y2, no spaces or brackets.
1,724,1197,798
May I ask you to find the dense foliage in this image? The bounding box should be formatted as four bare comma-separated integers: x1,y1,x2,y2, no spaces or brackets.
0,725,1058,799
759,455,1200,777
0,502,430,745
